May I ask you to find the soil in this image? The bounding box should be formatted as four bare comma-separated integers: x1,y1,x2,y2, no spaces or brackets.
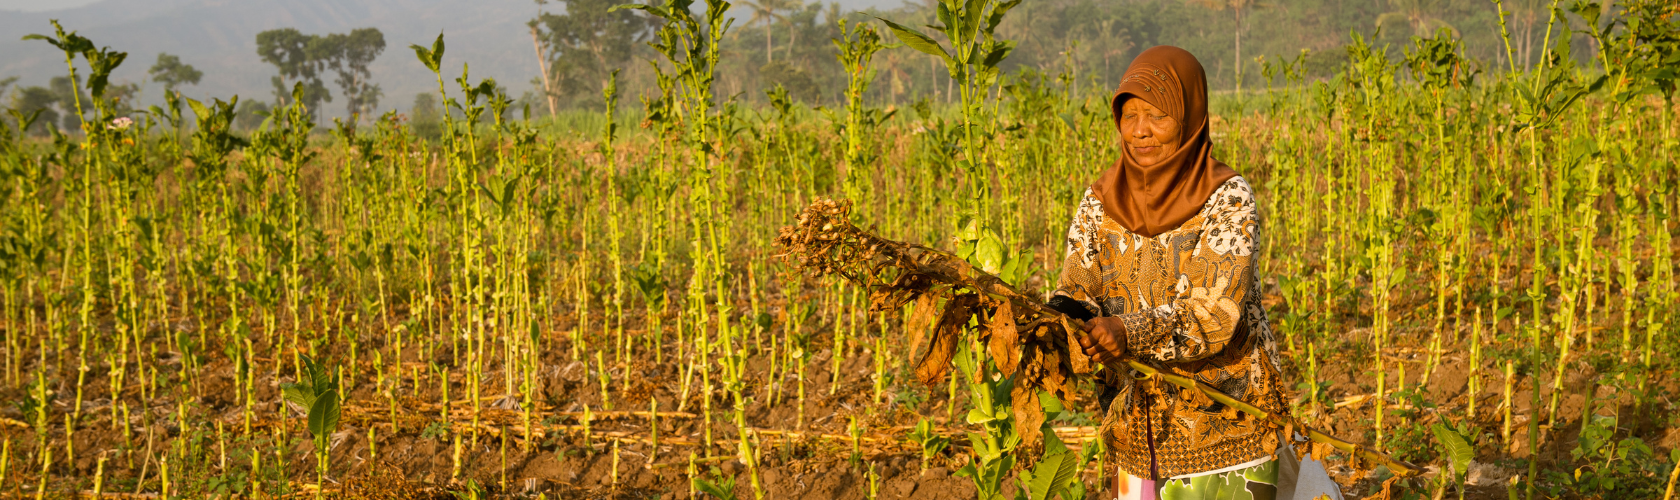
1,278,1675,500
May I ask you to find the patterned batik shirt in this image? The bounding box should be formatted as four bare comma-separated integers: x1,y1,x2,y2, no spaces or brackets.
1050,176,1288,479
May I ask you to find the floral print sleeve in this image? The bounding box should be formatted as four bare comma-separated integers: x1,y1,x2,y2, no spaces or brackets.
1050,189,1106,319
1116,180,1260,363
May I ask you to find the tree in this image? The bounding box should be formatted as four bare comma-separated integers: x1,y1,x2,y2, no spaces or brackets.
759,61,819,102
316,28,386,120
49,75,90,130
531,0,658,106
409,92,442,139
103,81,140,116
1376,0,1457,46
8,85,60,135
1190,0,1268,91
0,76,18,100
256,28,331,118
7,75,134,135
147,53,203,94
235,99,271,131
740,0,795,64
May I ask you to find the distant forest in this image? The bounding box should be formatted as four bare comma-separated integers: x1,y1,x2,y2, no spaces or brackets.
0,0,1595,129
524,0,1570,113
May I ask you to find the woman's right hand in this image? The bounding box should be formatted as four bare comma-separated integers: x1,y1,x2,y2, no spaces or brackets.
1077,317,1129,364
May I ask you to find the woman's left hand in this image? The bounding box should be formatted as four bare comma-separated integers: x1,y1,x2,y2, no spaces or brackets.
1077,317,1129,364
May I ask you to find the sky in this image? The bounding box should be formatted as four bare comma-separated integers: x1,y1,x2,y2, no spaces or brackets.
0,0,102,11
1,0,914,118
1,0,904,12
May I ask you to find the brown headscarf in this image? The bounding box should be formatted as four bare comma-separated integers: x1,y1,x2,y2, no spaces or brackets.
1092,46,1236,237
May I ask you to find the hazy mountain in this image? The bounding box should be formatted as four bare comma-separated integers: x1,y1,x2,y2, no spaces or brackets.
1,0,909,117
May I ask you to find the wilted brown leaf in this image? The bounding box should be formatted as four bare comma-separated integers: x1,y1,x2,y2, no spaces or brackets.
906,293,937,359
988,300,1019,375
1063,319,1092,374
1012,380,1044,448
914,294,979,387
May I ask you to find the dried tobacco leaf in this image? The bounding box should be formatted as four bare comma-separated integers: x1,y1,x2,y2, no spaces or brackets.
914,294,979,387
1012,380,1045,448
906,293,937,359
987,300,1020,375
1062,320,1093,374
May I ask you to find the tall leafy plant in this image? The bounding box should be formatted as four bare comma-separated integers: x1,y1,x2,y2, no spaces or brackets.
875,0,1019,218
281,354,342,486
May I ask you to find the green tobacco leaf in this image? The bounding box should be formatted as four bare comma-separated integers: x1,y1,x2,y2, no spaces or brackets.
1078,437,1104,468
987,455,1015,498
23,29,92,55
692,475,737,500
954,463,978,479
611,3,672,19
281,383,315,411
308,388,341,438
86,49,127,98
974,234,1004,274
428,33,445,68
986,0,1022,33
935,1,955,33
1430,423,1473,482
409,45,435,72
410,33,444,73
1039,390,1064,420
1050,449,1080,499
875,17,951,63
186,98,211,122
980,40,1016,70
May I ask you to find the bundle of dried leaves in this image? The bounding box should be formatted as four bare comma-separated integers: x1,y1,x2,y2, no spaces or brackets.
774,198,1426,478
775,198,1092,448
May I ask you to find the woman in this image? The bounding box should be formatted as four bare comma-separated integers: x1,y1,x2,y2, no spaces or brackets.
1048,46,1290,500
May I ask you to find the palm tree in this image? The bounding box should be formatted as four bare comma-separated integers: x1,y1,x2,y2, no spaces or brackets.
741,0,794,63
1190,0,1268,91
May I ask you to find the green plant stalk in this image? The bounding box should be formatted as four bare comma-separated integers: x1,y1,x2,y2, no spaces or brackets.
731,350,763,499
604,71,626,370
874,324,887,405
597,350,612,411
831,285,848,395
2,437,10,486
1616,183,1638,365
62,413,74,473
766,326,781,406
451,432,462,481
574,249,590,362
649,398,660,468
1550,146,1599,424
440,364,450,422
40,447,65,500
1642,194,1673,396
583,404,594,455
1512,359,1525,449
1307,341,1320,417
1469,308,1481,419
836,18,885,210
797,344,808,429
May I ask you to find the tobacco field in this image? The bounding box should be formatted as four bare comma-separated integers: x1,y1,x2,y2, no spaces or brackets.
1,0,1679,498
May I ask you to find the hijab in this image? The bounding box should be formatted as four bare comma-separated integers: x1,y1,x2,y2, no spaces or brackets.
1092,45,1237,237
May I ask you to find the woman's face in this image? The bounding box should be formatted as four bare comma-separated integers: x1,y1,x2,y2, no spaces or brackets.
1119,98,1182,167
